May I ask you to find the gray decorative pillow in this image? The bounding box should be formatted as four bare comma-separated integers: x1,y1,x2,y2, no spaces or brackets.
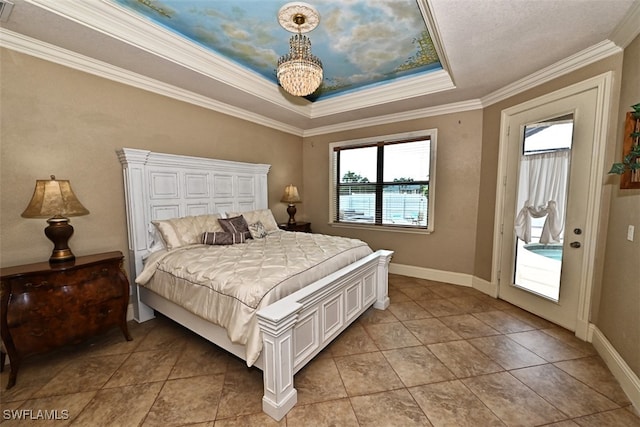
226,209,279,233
202,231,246,245
248,221,268,239
217,215,251,239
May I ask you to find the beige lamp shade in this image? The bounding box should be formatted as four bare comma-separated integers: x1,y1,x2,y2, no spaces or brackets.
22,176,89,218
22,176,89,264
280,184,301,204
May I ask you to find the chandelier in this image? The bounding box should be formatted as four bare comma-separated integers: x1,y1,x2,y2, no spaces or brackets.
277,2,323,97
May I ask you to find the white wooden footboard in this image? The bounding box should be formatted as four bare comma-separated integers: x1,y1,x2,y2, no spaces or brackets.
133,248,392,421
257,249,393,420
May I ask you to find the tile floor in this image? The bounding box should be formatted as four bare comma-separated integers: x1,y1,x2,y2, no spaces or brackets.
1,274,638,426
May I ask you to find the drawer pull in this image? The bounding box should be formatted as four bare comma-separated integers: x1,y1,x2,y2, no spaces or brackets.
29,329,47,337
90,268,111,279
25,281,48,288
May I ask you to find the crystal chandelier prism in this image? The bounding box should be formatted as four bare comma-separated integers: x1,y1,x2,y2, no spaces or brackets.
277,2,323,97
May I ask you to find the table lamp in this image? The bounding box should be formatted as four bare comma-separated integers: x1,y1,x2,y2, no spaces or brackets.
21,175,90,263
280,184,301,225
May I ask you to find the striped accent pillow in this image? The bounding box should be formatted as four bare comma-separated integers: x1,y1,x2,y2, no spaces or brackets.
201,231,246,245
217,215,251,239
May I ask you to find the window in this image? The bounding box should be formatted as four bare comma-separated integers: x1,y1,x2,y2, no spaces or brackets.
329,130,436,232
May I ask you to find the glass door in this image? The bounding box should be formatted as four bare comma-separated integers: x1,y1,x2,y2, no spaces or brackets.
513,116,573,301
499,87,598,331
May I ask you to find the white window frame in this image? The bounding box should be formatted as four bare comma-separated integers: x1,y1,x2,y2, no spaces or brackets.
328,129,437,234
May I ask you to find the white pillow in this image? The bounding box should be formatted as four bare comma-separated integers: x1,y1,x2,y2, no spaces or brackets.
226,209,279,233
148,225,166,253
152,213,223,250
248,221,268,239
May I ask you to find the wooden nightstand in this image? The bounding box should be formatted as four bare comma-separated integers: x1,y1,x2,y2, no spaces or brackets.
278,221,312,233
0,251,132,389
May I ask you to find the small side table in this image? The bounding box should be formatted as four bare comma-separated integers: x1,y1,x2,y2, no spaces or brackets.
0,251,132,389
278,222,312,233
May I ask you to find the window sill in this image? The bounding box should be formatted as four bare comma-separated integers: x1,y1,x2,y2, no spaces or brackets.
329,222,432,235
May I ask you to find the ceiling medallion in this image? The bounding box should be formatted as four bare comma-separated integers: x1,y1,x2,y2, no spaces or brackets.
276,2,323,97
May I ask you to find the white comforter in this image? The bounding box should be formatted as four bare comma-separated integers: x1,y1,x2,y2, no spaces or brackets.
136,230,372,365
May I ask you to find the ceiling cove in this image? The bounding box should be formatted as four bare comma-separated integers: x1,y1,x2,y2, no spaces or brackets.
3,0,637,136
112,0,448,102
24,0,454,117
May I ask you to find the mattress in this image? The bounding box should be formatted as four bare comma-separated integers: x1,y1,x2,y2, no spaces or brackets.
136,230,372,365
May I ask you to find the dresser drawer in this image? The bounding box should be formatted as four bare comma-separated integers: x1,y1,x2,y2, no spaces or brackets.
5,264,125,326
6,262,122,292
1,251,133,388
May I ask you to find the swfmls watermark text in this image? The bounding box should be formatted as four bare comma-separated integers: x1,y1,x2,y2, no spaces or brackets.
3,409,70,421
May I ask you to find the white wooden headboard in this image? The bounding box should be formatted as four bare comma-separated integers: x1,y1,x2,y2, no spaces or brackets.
117,148,271,320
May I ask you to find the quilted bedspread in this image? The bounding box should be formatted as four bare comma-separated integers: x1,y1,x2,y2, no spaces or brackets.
136,230,372,365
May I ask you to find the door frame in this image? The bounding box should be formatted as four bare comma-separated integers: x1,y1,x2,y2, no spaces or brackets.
491,72,614,340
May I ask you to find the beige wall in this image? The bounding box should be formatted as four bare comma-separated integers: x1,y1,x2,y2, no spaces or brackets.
596,34,640,376
474,54,624,282
1,36,637,378
0,49,302,270
302,110,483,274
473,47,637,378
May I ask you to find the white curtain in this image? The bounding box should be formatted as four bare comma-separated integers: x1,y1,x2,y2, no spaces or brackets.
515,151,569,244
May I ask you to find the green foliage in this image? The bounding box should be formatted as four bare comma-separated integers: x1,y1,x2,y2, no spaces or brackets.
609,103,640,175
342,171,369,183
341,171,374,194
609,142,640,174
608,163,627,175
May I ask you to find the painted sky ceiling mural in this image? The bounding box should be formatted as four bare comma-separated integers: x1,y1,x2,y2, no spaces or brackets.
114,0,442,101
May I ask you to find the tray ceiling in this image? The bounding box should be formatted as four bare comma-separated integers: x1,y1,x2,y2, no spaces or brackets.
0,0,638,135
112,0,444,102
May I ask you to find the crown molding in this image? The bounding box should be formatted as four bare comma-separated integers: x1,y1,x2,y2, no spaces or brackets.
3,25,622,138
304,99,482,137
23,0,456,120
1,25,466,139
310,70,455,118
4,1,632,138
481,40,622,107
0,28,305,137
420,0,454,84
24,0,311,115
609,0,640,49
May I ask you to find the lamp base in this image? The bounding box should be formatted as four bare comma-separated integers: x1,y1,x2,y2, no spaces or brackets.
286,204,297,225
45,216,76,264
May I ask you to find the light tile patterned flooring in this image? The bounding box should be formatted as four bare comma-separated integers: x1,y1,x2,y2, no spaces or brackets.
1,274,638,426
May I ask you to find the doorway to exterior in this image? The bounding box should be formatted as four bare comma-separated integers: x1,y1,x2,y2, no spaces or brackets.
492,73,613,340
513,116,573,302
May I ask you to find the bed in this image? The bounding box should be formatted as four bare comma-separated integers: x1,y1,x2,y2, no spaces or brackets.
117,148,393,420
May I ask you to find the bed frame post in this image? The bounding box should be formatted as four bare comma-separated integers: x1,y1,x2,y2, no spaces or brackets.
374,249,393,309
117,148,155,322
256,304,302,421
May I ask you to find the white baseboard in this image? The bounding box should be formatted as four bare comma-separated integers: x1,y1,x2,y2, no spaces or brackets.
389,263,473,287
472,275,498,297
389,262,497,297
590,325,640,414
